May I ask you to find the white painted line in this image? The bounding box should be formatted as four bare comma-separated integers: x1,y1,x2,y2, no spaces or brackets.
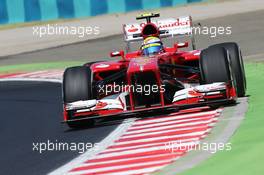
27,71,63,78
96,141,198,159
81,153,180,167
122,125,210,139
73,165,167,175
10,70,48,77
80,156,179,167
129,116,217,130
68,160,172,175
0,78,62,83
105,165,168,175
104,138,199,153
133,110,218,125
125,120,216,135
0,70,63,80
101,141,199,157
113,130,208,146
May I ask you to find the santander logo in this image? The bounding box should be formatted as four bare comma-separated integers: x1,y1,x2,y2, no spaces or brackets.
95,101,108,109
188,90,203,97
128,25,139,32
138,19,190,29
126,17,191,34
158,19,191,29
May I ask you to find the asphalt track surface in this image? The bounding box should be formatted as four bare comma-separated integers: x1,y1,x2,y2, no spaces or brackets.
0,81,117,175
0,10,263,65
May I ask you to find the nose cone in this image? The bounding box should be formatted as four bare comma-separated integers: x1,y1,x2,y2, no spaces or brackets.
128,57,158,73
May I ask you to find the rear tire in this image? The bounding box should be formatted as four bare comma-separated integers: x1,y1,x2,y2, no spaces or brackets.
63,66,94,128
209,42,246,97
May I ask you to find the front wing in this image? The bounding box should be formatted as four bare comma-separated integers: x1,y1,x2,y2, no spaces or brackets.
63,82,236,123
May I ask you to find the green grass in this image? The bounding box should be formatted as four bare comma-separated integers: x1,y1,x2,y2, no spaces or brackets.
0,61,84,74
179,63,264,175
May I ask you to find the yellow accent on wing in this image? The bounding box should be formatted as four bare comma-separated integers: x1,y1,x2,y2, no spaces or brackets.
138,13,154,18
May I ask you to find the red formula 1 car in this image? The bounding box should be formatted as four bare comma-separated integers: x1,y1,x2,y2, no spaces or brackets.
62,13,246,128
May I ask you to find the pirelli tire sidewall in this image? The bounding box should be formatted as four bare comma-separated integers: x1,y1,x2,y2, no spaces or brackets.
63,66,95,128
209,42,246,97
63,66,92,103
199,46,236,94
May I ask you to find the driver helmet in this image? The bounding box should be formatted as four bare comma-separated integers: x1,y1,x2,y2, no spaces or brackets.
141,36,163,56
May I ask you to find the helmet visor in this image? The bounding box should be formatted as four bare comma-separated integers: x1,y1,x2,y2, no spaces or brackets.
143,45,162,56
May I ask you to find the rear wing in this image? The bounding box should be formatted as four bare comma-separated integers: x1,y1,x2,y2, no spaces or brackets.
123,16,193,41
123,16,196,50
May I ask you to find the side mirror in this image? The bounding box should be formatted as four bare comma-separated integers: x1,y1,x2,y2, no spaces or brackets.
110,50,125,60
174,42,189,49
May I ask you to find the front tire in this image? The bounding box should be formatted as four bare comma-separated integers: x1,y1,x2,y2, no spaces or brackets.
209,42,246,97
200,46,232,84
200,46,236,107
63,66,94,128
